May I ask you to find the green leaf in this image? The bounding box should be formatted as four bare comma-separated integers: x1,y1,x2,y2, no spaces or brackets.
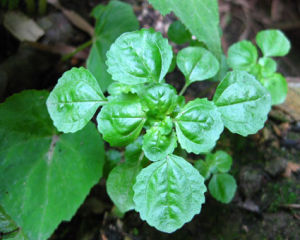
106,28,173,85
213,71,271,136
206,150,232,173
167,20,191,44
256,29,291,57
261,73,288,105
143,127,177,161
194,160,210,179
258,57,277,78
139,83,178,118
97,95,146,146
227,40,258,71
47,67,106,133
107,82,141,96
103,150,122,178
133,155,206,233
148,0,222,60
177,47,219,84
175,98,224,154
125,136,144,163
87,0,139,91
0,91,105,240
208,173,237,203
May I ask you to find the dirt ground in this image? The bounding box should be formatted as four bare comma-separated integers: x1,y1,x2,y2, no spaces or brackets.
1,0,300,239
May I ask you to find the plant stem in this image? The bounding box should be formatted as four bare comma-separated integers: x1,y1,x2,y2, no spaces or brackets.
25,0,35,14
39,0,47,15
61,39,93,62
179,83,189,96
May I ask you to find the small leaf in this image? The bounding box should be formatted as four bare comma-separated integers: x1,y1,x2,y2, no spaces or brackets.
206,150,232,173
261,73,288,105
177,47,219,84
213,71,271,136
256,29,291,57
208,173,237,203
47,67,106,133
175,98,224,154
258,57,277,78
87,0,139,91
167,20,191,44
133,155,206,233
227,40,258,71
143,127,177,161
125,136,144,163
103,150,122,178
97,95,146,146
194,160,211,179
106,28,173,85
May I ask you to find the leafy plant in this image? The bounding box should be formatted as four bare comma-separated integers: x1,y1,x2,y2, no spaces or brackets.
227,29,291,105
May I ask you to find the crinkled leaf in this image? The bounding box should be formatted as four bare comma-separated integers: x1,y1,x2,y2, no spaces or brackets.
194,160,210,179
258,57,277,78
106,28,173,85
175,98,224,154
262,73,288,105
87,1,139,91
167,20,191,44
97,95,146,146
143,127,177,161
256,29,291,57
227,40,258,71
177,47,219,84
133,155,206,233
206,150,232,173
208,173,237,203
148,0,222,60
47,67,106,133
0,91,105,240
213,71,271,136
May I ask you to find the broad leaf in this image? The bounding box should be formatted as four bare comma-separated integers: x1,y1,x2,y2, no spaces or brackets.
97,95,146,146
208,173,237,203
206,150,232,173
213,71,271,136
262,73,288,105
175,98,224,154
227,40,258,71
0,91,105,240
87,0,139,91
133,155,206,233
167,20,191,44
258,57,277,78
177,47,219,84
143,127,177,161
256,29,291,57
106,28,173,85
47,67,106,133
148,0,222,60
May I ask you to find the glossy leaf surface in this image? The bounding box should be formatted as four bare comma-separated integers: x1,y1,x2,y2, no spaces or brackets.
256,29,291,57
87,0,139,91
167,20,191,44
133,155,206,233
106,28,173,85
47,67,106,133
177,47,219,84
175,98,224,154
213,71,271,136
206,150,232,173
97,95,146,146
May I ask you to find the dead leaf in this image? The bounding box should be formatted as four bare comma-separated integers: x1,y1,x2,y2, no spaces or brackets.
283,161,300,178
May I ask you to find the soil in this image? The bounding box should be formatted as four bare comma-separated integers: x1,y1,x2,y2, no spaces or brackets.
1,0,300,239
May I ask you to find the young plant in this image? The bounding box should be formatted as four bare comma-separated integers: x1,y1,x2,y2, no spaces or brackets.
227,29,291,105
45,28,271,233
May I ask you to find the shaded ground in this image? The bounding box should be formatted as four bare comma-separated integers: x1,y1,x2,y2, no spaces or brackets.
1,0,300,239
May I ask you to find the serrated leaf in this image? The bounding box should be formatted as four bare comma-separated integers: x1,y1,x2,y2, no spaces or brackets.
227,40,258,71
258,57,277,78
106,28,173,85
206,150,232,173
46,67,106,133
262,73,288,105
208,173,237,203
175,98,224,154
143,127,177,161
133,155,206,233
256,29,291,57
0,90,105,240
177,47,219,84
148,0,222,60
87,0,139,91
97,95,146,146
167,20,191,44
213,71,271,136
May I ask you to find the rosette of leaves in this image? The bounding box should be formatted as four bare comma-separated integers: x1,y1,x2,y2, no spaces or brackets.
46,28,272,233
227,29,291,105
